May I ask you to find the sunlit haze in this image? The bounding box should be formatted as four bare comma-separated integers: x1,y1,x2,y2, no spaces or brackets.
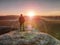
26,11,35,17
0,0,60,16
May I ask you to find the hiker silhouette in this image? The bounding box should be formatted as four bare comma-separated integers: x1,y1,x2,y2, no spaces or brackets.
19,14,25,31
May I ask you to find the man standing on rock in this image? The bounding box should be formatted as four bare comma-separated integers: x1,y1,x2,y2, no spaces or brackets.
19,14,25,31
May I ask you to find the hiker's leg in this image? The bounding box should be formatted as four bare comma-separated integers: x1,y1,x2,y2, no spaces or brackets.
23,23,24,31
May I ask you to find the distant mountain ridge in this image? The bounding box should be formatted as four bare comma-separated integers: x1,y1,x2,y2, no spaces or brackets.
0,15,60,20
0,15,19,20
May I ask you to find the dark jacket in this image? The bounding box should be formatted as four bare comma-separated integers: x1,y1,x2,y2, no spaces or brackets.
19,15,25,25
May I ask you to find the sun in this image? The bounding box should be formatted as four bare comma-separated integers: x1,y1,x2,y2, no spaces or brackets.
26,11,35,17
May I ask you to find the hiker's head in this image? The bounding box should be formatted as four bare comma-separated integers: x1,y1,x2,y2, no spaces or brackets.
20,14,23,16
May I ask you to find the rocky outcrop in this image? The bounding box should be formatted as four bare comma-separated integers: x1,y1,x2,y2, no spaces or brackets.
0,31,60,45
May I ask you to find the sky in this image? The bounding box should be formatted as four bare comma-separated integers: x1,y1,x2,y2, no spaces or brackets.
0,0,60,16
